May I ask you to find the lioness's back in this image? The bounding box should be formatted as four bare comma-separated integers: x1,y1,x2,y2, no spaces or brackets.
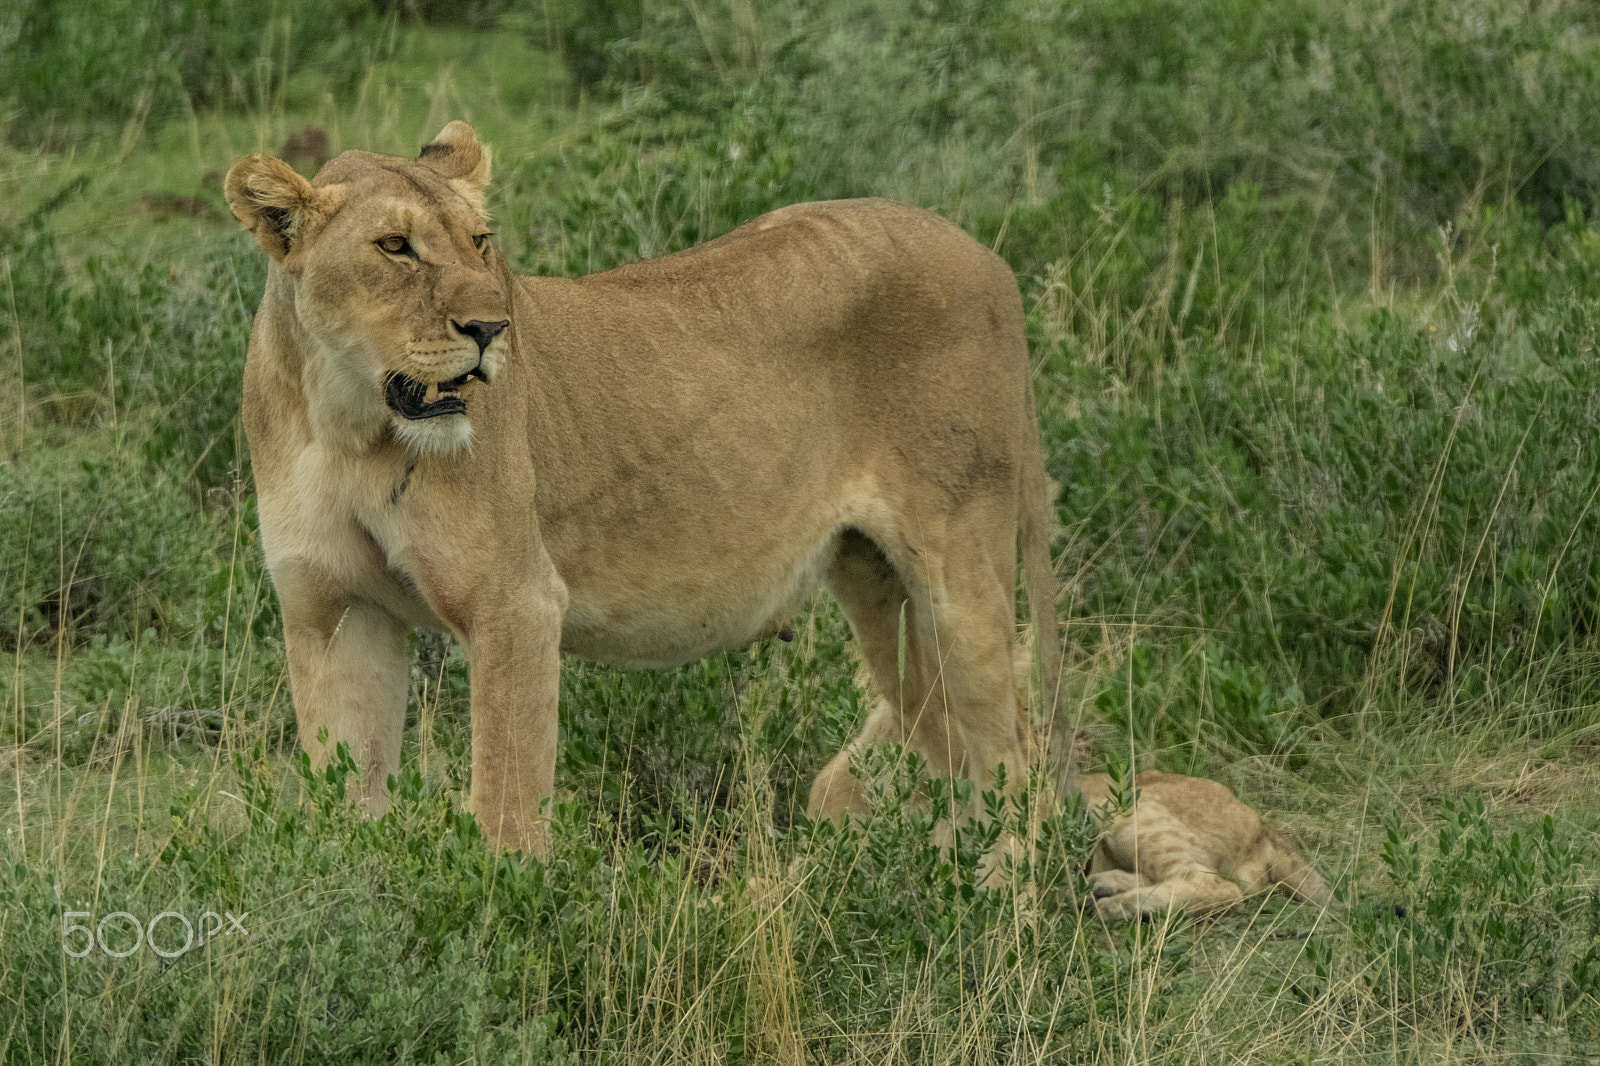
529,197,1031,450
566,198,1024,357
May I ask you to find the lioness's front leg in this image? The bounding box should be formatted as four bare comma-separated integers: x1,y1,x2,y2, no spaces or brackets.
453,572,567,855
278,566,409,811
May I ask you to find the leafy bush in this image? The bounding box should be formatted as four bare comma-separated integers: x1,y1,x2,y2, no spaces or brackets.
1049,275,1600,748
526,0,646,88
2,186,263,487
1093,640,1308,768
501,84,817,277
524,0,1600,285
784,749,1124,1056
0,742,1124,1063
0,433,222,644
0,190,269,662
555,605,866,830
1,0,385,141
1346,796,1600,1037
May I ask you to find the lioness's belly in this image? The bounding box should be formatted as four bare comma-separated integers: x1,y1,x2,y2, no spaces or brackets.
550,524,840,669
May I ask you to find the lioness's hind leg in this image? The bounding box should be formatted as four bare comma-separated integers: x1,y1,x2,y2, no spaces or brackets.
809,529,922,819
812,514,1027,883
890,502,1029,807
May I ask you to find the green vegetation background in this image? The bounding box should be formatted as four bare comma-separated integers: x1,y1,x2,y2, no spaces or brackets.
3,0,1600,1062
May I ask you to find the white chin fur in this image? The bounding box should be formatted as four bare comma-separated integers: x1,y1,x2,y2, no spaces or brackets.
392,414,474,455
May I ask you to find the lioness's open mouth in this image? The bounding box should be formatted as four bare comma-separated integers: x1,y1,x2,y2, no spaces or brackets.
385,368,485,420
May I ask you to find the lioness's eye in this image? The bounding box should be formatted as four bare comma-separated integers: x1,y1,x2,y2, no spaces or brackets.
377,235,413,256
472,233,493,253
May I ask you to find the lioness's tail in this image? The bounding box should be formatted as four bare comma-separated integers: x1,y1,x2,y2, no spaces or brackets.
1264,829,1335,907
1019,370,1072,796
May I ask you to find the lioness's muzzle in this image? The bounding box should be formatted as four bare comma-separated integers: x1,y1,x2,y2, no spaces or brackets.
385,367,484,420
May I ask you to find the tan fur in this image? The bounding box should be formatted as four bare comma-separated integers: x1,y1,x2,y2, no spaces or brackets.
224,122,1065,864
1078,770,1333,920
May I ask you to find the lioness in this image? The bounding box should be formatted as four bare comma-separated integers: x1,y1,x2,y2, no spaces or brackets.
224,122,1065,861
1079,770,1333,920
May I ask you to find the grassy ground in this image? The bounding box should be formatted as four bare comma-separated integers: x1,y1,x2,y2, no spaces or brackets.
5,1,1600,1061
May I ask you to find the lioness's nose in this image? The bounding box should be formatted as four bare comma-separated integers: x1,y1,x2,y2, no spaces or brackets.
453,319,510,354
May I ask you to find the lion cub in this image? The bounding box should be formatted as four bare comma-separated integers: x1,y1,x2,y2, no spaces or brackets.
1078,769,1332,921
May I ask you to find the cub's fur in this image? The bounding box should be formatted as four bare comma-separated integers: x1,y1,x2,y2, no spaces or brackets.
1079,770,1333,920
223,122,1065,869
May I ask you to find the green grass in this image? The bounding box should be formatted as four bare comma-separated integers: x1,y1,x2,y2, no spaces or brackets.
5,0,1600,1061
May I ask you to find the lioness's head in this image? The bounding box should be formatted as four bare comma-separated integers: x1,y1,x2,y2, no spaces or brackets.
225,121,509,454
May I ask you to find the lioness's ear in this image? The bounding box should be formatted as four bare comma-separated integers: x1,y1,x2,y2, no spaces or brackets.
419,120,491,190
224,155,328,261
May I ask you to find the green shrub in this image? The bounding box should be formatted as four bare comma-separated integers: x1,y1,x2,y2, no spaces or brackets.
555,606,865,830
527,0,646,88
1346,796,1600,1038
1048,277,1600,745
2,188,263,487
0,190,269,665
522,0,1600,287
0,742,1121,1062
1,0,386,142
0,433,220,644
